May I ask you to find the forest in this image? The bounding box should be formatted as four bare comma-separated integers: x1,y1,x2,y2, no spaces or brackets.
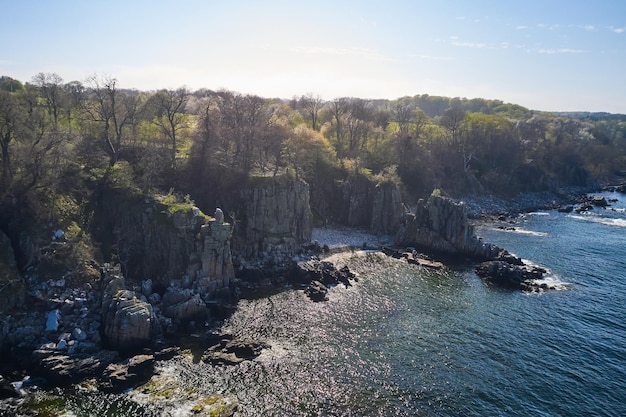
1,72,626,238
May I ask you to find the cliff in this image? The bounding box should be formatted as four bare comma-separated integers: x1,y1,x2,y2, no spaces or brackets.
395,194,501,260
311,173,405,234
235,176,312,260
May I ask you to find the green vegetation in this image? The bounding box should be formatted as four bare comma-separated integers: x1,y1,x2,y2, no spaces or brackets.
0,71,624,277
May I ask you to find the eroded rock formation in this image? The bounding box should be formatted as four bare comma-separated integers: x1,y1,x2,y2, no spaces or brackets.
101,264,159,351
395,194,501,260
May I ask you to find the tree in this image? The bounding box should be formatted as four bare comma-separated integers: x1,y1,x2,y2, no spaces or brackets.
31,72,64,128
282,125,334,180
330,98,349,158
83,75,143,166
299,93,324,131
216,91,266,173
63,81,85,133
0,91,24,185
151,87,190,169
440,105,466,144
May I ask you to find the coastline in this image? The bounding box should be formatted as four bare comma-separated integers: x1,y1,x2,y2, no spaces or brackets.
459,185,600,218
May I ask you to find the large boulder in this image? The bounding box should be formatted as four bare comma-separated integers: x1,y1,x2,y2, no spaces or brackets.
475,260,550,292
101,265,159,351
103,290,157,351
162,289,208,321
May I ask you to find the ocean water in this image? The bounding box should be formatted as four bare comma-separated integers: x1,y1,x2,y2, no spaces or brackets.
15,192,626,416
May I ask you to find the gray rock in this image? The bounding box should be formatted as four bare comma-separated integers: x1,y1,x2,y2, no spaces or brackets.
395,195,501,260
72,327,88,342
46,310,61,332
100,354,155,393
163,291,208,321
103,290,156,351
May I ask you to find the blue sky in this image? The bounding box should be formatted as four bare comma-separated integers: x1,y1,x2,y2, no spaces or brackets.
2,0,625,112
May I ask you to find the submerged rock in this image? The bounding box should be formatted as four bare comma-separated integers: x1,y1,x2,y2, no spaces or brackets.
31,347,119,385
304,280,329,302
293,259,357,301
202,337,270,365
475,260,549,292
100,354,155,393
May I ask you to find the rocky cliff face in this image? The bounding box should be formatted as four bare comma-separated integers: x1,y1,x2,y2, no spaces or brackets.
235,177,312,260
94,188,206,288
371,181,406,235
395,194,500,260
0,229,25,312
311,174,404,235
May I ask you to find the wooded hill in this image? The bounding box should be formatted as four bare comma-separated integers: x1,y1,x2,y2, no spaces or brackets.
1,72,625,229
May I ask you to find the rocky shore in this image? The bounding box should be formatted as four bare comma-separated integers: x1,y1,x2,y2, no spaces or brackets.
2,177,624,415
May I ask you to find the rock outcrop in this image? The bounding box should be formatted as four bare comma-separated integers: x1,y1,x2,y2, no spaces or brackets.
94,188,207,288
370,181,406,235
202,336,270,365
235,176,312,261
475,260,551,292
292,259,357,302
311,174,404,235
193,212,235,299
101,264,159,351
395,194,501,260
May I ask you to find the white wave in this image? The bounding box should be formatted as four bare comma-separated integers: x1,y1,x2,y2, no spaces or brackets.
567,214,626,228
529,274,572,291
484,226,548,237
509,228,548,237
528,211,551,216
519,259,571,291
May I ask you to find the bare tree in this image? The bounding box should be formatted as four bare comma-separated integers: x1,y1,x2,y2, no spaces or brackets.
300,93,324,131
151,87,190,170
31,72,64,128
83,75,142,166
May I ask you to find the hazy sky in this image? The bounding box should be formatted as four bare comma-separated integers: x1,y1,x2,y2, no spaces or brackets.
2,0,625,112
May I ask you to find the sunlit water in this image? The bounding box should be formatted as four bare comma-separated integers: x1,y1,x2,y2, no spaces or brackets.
15,192,626,416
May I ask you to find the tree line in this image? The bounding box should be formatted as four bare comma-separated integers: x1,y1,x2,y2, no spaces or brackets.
1,72,625,219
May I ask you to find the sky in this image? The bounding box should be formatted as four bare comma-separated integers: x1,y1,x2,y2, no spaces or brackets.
2,0,625,113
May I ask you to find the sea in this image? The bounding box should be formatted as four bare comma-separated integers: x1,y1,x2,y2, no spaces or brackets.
9,191,626,416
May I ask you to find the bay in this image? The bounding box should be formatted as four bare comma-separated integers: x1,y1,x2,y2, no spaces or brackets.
17,191,626,416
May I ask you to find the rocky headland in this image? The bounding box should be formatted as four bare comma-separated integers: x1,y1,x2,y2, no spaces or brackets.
1,173,623,415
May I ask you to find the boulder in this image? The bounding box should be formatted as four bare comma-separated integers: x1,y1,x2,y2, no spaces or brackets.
162,290,208,321
101,264,159,351
100,354,155,393
202,337,269,365
475,260,548,291
103,290,157,351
